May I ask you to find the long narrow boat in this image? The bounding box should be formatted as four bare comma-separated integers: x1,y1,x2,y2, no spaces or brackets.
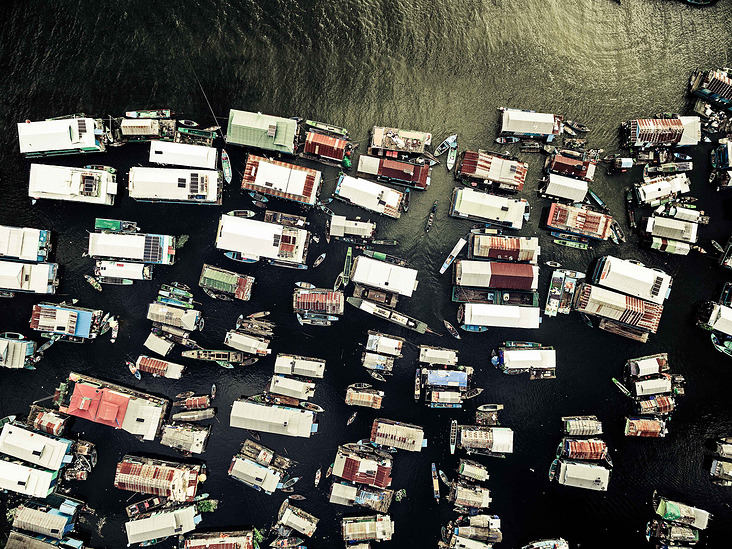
94,218,139,233
450,419,457,455
439,237,467,274
565,120,590,133
347,412,357,426
227,209,256,218
314,467,322,487
439,470,449,485
347,297,432,334
463,388,483,400
444,320,461,339
342,247,353,285
711,333,732,357
403,188,411,212
414,369,421,401
625,187,637,229
84,275,102,292
182,349,251,363
224,251,258,263
125,109,171,118
587,189,610,212
333,272,344,291
431,463,440,503
221,149,232,184
446,145,458,172
160,284,193,298
363,249,410,267
313,253,326,268
554,239,589,250
295,281,315,290
425,200,438,233
611,377,632,397
434,134,457,156
550,231,589,243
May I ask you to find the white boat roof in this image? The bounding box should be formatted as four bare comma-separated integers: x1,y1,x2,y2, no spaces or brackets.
342,514,394,541
274,354,326,378
0,459,55,497
143,333,175,356
229,456,281,493
230,400,314,438
148,141,217,169
125,506,196,544
147,303,202,332
329,481,358,505
365,332,403,356
356,154,382,175
253,158,311,199
280,507,318,536
28,164,117,205
89,233,146,260
598,256,672,305
633,377,672,396
678,116,701,146
637,174,690,203
0,226,45,261
558,461,610,491
545,173,588,202
0,261,56,294
501,109,557,135
129,167,220,202
216,216,307,264
418,346,458,365
336,175,403,218
18,118,98,153
0,424,69,471
372,419,424,452
351,256,418,297
631,356,665,377
645,216,698,243
452,188,526,229
0,337,36,369
460,462,488,481
455,260,539,290
225,331,271,354
329,215,376,238
13,505,70,539
503,349,556,370
452,535,494,549
710,303,732,336
96,260,148,280
464,303,540,329
269,375,316,400
120,397,165,440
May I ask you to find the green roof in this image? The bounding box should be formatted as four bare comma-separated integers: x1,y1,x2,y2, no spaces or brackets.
200,266,239,293
226,110,297,154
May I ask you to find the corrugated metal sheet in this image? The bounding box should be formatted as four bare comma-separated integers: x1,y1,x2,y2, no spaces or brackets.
546,203,612,240
304,131,346,161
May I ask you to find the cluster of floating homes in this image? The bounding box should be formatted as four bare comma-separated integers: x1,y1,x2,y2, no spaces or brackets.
5,68,732,547
646,491,711,548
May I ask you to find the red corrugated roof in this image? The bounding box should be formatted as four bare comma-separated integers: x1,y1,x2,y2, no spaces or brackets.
241,155,318,204
66,383,129,428
304,131,346,161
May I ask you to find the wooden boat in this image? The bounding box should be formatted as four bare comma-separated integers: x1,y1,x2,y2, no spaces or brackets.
126,361,141,380
161,282,192,295
395,488,406,501
425,200,438,233
314,467,321,487
248,430,261,441
434,134,457,156
300,402,325,413
711,239,725,254
109,317,119,343
333,272,344,291
325,462,334,478
565,120,590,133
248,191,269,203
363,249,410,267
176,391,194,399
440,237,467,275
125,109,171,119
282,476,300,489
179,119,199,127
625,187,637,229
431,463,440,503
172,408,215,421
450,419,457,455
210,384,216,399
224,251,258,263
0,415,16,428
270,537,304,548
478,403,504,412
463,388,483,400
545,260,562,268
139,537,169,547
403,188,411,212
302,313,338,322
94,218,139,233
711,333,732,357
296,313,304,326
227,209,256,218
447,145,458,172
221,149,232,184
369,371,386,382
84,274,102,292
248,311,270,320
295,281,315,290
587,189,610,212
610,221,626,243
460,324,489,333
495,136,520,144
579,312,594,328
202,287,234,301
443,320,461,339
342,247,353,285
313,253,326,268
0,290,15,298
414,369,421,401
611,377,632,397
439,470,450,485
349,382,372,390
563,125,577,136
554,239,588,250
126,496,166,518
289,494,306,501
347,412,358,426
217,360,234,369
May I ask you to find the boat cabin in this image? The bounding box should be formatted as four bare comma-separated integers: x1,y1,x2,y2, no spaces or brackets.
18,117,106,157
129,167,222,205
148,141,217,169
29,164,117,205
226,109,298,154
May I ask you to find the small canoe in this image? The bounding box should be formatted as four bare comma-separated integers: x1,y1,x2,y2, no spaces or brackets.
580,312,594,328
325,462,334,478
349,382,372,390
495,136,520,144
673,152,692,162
109,317,119,343
84,275,102,292
711,240,724,253
314,468,321,487
444,320,461,340
347,412,357,426
248,311,270,320
369,371,386,382
446,145,458,171
300,402,325,413
565,120,590,133
450,419,457,455
203,288,234,301
179,119,199,127
434,134,457,156
270,537,304,548
248,191,269,203
216,360,234,369
563,125,577,136
414,369,421,401
439,470,450,485
247,429,261,441
554,239,589,250
211,384,216,399
176,391,195,399
282,476,300,489
403,188,411,212
425,200,438,233
126,361,141,380
296,313,304,326
296,281,316,290
333,272,344,291
227,210,256,218
313,253,326,268
221,149,232,184
463,387,483,399
289,494,306,501
545,260,562,268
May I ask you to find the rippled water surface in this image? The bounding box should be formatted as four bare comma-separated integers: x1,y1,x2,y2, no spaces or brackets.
2,1,732,547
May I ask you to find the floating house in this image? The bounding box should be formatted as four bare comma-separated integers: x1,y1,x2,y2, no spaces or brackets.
118,117,175,142
455,150,528,193
182,531,255,549
370,418,425,452
144,332,175,357
691,68,732,110
28,164,117,205
216,215,310,268
624,417,667,437
334,175,403,218
147,303,204,332
450,187,529,230
0,423,75,475
128,167,222,205
454,260,539,291
230,400,317,438
545,203,613,241
88,231,176,265
241,155,322,206
558,438,608,461
226,110,298,154
292,288,345,314
711,459,732,487
277,500,318,538
114,455,201,502
626,353,669,377
563,416,603,436
0,333,39,370
365,331,405,357
329,215,377,240
458,459,489,483
27,407,71,436
0,260,58,295
573,283,663,334
125,505,198,546
711,141,731,169
553,459,610,491
345,386,384,409
18,117,106,157
643,216,699,244
654,495,710,530
228,439,293,495
545,154,596,181
301,128,350,166
342,515,394,543
199,264,255,301
329,481,394,513
0,226,52,262
647,237,692,256
629,375,673,397
499,108,562,140
419,345,459,366
497,346,556,377
357,156,431,189
458,303,541,329
135,355,185,379
347,297,431,334
593,256,672,305
224,331,271,355
0,457,57,497
468,235,540,264
148,141,217,169
55,372,169,441
11,496,82,540
95,261,153,284
269,375,316,401
274,354,326,378
351,256,418,297
540,173,588,202
697,301,732,337
6,531,85,549
333,443,393,488
29,303,105,342
368,126,431,157
458,426,514,456
160,422,210,455
624,118,685,147
362,352,394,375
635,174,690,206
449,481,492,511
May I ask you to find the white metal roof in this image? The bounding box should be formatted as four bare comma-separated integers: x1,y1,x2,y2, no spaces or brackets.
356,155,382,175
0,459,55,497
274,354,326,378
0,424,69,471
545,173,588,202
463,304,540,328
13,505,69,538
419,346,458,366
645,216,698,243
0,336,35,369
147,303,202,332
351,256,418,297
143,333,175,356
148,141,217,169
254,159,308,197
225,331,271,355
501,109,557,135
710,303,732,336
120,397,165,440
0,226,45,261
229,456,281,493
28,164,117,205
678,116,701,146
96,261,148,280
329,215,376,238
216,215,308,263
125,506,196,544
558,461,610,491
269,375,316,400
598,256,672,305
88,233,145,260
329,482,358,506
503,349,556,371
129,167,220,202
633,377,672,396
18,118,98,153
230,400,314,438
452,188,526,229
365,332,403,356
336,175,403,218
630,357,664,377
637,174,690,203
0,261,56,294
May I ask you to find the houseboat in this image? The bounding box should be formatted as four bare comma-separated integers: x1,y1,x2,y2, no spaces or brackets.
357,155,431,189
545,153,596,181
347,297,432,334
458,303,541,330
370,418,425,452
455,150,528,193
368,126,431,157
592,255,672,305
334,174,403,218
229,439,294,494
0,260,58,295
128,167,222,205
624,417,668,437
299,120,354,168
328,215,377,242
450,187,529,230
499,107,562,141
148,141,217,169
540,173,588,203
241,155,322,206
117,116,175,142
29,164,117,205
549,458,610,491
29,302,106,342
0,225,52,262
226,110,298,154
454,259,539,291
18,115,107,157
95,261,153,285
88,231,176,265
573,283,663,336
231,399,318,439
0,332,40,369
468,234,540,264
545,202,613,241
114,455,202,502
351,255,419,297
198,263,255,301
635,173,691,206
562,415,603,436
493,343,556,378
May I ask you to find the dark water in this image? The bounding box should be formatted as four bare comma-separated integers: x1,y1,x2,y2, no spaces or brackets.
2,1,732,547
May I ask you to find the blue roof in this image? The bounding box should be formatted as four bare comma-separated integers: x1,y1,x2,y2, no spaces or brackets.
426,370,468,388
42,304,94,337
